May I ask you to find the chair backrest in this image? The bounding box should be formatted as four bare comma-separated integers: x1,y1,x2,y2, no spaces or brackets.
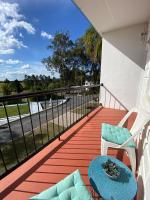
118,107,150,135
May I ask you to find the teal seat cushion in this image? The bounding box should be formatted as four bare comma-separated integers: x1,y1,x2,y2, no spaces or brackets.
29,169,93,200
102,123,136,148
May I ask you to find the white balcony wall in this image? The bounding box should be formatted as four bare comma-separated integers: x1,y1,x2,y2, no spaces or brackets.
100,23,147,110
137,19,150,200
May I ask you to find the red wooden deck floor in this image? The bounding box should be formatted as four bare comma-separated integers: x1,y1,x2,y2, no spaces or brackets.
0,107,135,200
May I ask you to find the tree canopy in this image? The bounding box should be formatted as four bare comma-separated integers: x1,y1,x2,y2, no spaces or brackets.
10,79,23,93
42,26,102,86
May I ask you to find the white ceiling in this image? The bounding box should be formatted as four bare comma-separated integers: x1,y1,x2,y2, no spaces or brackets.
73,0,150,34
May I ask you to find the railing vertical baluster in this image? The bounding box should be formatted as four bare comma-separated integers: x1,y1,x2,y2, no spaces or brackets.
104,89,106,107
65,94,68,128
89,92,91,110
82,92,84,117
76,92,77,121
87,93,91,111
16,102,28,157
114,99,116,109
92,91,94,111
36,97,43,145
85,92,87,113
61,91,64,131
99,85,101,105
3,101,19,163
70,94,72,126
80,91,82,117
56,96,60,137
51,95,55,138
83,91,85,115
27,98,36,151
85,93,88,115
0,147,7,172
88,93,93,112
44,97,49,140
109,94,111,108
73,91,75,123
86,92,89,114
83,92,84,115
85,92,87,114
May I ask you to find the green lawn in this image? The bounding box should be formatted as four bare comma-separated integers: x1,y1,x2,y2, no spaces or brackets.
0,121,63,175
0,104,29,118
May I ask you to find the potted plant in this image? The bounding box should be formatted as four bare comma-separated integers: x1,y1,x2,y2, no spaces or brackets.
102,159,120,179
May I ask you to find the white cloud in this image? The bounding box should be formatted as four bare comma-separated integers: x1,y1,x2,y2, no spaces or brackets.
0,61,60,81
0,69,26,81
0,59,21,64
41,31,53,40
21,64,30,69
6,59,21,64
0,1,35,55
0,49,14,54
6,70,25,76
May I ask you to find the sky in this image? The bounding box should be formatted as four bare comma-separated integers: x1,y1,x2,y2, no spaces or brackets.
0,0,90,81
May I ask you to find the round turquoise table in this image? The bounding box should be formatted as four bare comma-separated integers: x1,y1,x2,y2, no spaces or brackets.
88,156,137,200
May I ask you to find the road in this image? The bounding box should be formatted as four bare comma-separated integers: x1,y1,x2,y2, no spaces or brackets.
0,95,94,144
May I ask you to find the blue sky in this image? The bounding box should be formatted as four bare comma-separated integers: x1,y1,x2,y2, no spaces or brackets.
0,0,90,80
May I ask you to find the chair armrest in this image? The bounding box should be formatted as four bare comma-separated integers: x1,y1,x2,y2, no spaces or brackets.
119,128,142,148
118,107,137,127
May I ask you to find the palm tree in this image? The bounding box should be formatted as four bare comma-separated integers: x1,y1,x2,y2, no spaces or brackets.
83,26,102,65
83,26,102,84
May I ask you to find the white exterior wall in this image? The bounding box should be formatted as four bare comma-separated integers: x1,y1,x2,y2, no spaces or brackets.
100,23,147,110
137,20,150,200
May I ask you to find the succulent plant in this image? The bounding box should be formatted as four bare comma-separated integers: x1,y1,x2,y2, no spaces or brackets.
102,159,120,178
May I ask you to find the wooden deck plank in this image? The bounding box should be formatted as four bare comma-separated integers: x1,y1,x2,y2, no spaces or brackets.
1,108,135,200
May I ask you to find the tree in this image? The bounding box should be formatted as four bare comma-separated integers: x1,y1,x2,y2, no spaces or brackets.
24,75,52,92
2,79,11,95
42,32,74,86
83,26,102,64
42,27,102,86
42,32,88,86
82,26,102,84
10,79,23,93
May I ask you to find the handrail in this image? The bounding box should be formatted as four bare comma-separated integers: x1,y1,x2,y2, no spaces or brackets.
100,83,128,111
0,85,100,101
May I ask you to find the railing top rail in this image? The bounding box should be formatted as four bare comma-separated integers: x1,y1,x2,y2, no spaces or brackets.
0,85,100,101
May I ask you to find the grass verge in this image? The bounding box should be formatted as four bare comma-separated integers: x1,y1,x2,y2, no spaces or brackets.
0,121,63,175
0,104,29,118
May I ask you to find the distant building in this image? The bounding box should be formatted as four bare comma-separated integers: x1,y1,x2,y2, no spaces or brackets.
84,81,93,86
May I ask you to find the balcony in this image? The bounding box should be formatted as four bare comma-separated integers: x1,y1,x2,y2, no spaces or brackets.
0,85,136,199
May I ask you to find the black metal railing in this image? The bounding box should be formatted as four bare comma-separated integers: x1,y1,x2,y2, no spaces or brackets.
0,85,100,177
100,83,128,111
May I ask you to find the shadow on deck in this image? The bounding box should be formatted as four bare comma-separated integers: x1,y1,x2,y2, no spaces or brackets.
0,107,136,200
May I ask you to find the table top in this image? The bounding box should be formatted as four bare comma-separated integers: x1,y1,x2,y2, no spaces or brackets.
88,156,137,200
